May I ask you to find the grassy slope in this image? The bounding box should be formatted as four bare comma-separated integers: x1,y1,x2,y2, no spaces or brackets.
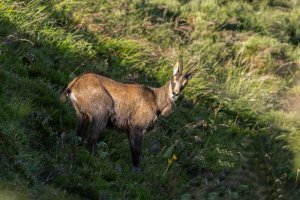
0,0,300,199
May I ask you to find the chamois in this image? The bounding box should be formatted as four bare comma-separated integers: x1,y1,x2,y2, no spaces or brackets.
60,60,196,171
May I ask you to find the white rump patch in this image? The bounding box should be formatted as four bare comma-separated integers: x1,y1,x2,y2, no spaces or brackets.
69,92,78,102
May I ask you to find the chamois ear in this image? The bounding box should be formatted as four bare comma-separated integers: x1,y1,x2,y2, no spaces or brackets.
173,59,183,75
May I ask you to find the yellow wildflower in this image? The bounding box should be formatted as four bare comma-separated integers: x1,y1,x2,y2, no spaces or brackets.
172,154,177,161
168,158,172,165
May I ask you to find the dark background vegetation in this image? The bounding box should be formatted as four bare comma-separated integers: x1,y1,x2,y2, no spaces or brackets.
0,0,300,199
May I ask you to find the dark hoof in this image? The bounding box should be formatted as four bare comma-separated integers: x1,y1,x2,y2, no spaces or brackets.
87,144,96,154
132,167,142,174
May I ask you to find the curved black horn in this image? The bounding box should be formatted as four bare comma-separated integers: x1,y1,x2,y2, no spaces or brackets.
178,56,183,74
185,61,197,74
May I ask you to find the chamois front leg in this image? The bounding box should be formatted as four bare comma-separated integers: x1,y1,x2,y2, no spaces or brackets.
128,128,143,172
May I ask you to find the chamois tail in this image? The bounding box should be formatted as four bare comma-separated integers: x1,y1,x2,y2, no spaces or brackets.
60,86,71,103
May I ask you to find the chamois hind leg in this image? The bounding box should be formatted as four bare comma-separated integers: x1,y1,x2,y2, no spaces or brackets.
128,128,143,172
88,115,108,153
76,113,90,145
85,86,113,153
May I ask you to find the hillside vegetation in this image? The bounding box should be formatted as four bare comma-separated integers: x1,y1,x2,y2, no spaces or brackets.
0,0,300,199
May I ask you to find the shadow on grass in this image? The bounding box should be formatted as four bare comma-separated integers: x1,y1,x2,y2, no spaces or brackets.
0,4,168,199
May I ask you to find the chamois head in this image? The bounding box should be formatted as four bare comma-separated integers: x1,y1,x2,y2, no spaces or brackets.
169,58,197,101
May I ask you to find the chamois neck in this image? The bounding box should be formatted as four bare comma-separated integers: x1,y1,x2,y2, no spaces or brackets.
153,82,173,116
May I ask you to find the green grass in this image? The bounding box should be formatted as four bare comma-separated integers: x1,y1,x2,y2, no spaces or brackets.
0,0,300,199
